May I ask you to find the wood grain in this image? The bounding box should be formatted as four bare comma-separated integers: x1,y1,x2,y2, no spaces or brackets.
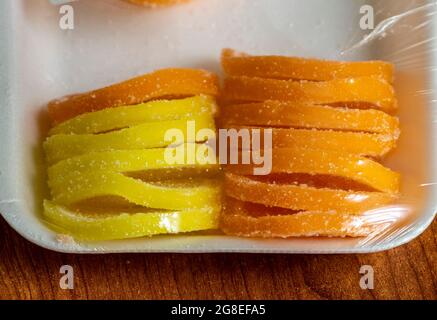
0,216,435,300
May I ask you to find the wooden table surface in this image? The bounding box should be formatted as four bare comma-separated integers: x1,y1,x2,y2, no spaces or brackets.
0,216,435,300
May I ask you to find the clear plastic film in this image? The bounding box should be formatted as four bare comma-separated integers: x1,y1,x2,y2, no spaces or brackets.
344,0,437,249
343,0,437,248
218,0,437,250
0,0,436,253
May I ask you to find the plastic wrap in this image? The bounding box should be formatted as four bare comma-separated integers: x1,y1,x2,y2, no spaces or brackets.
0,0,436,253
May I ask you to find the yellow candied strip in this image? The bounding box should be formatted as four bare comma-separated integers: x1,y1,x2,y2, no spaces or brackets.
44,115,216,165
48,144,219,181
49,95,217,136
48,169,221,210
43,200,219,241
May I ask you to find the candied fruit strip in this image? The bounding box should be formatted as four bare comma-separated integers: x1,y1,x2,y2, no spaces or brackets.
220,101,400,136
224,173,396,214
270,129,396,157
49,95,217,135
48,68,219,124
220,198,392,238
222,126,396,157
222,48,394,83
126,0,189,6
226,148,400,194
48,170,221,210
222,76,397,113
43,200,219,241
48,144,218,180
269,129,396,157
44,115,216,165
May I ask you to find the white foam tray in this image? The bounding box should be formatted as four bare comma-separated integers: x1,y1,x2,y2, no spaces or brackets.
0,0,436,253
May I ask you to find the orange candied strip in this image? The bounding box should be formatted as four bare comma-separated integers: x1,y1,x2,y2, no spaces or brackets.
220,101,400,136
48,68,219,124
224,126,396,157
226,148,400,194
222,48,394,83
222,76,397,113
126,0,189,6
224,173,396,214
220,198,392,238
